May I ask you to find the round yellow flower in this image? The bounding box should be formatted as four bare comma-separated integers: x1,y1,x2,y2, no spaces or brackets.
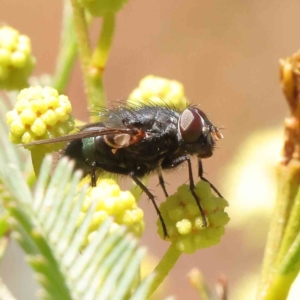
157,181,229,254
128,75,188,111
79,179,145,245
0,26,35,90
6,86,74,150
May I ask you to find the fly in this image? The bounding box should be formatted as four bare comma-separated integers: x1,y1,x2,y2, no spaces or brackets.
26,104,224,237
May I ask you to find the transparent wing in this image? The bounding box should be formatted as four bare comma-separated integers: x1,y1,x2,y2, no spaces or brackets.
23,126,134,146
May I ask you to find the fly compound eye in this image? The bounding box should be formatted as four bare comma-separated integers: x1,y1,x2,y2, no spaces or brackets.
179,108,204,143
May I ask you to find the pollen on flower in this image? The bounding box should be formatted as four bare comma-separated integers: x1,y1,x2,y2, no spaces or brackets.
157,181,230,254
80,179,145,246
176,219,192,235
128,75,188,111
0,26,35,90
6,86,74,151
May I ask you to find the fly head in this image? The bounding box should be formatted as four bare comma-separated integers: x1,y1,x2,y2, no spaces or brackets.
178,107,223,158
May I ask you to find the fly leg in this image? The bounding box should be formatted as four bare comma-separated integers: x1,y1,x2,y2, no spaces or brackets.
157,168,169,198
130,172,168,238
198,159,223,198
185,156,207,227
162,155,207,227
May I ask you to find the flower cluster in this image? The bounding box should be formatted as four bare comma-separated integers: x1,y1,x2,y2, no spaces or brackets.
0,26,35,90
79,0,129,17
128,75,188,110
157,181,229,254
6,86,74,150
79,179,145,245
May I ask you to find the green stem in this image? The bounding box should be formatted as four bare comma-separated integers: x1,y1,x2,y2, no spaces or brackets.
257,160,300,299
52,0,77,93
147,243,181,297
70,3,116,120
88,76,105,123
275,178,300,265
91,13,115,76
258,230,300,300
88,13,115,120
281,231,300,274
70,0,93,103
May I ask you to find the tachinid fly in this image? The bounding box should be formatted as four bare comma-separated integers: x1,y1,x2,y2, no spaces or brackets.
26,103,223,237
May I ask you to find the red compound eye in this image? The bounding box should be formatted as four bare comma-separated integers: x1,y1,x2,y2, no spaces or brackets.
179,108,204,143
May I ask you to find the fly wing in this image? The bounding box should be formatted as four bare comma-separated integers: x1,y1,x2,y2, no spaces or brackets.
90,107,128,129
23,126,134,146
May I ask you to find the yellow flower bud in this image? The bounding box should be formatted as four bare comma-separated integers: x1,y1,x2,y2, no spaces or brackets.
157,181,230,254
128,75,188,111
80,179,145,247
0,26,35,90
6,86,75,151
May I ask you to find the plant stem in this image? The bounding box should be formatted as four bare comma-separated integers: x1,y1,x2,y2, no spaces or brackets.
91,13,115,77
258,229,300,300
147,243,181,297
276,172,300,265
88,13,115,120
257,49,300,300
260,162,300,274
52,0,77,93
257,161,300,299
70,3,116,120
70,0,94,105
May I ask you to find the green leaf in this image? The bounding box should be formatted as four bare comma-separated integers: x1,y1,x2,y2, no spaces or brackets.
0,155,153,300
0,213,9,241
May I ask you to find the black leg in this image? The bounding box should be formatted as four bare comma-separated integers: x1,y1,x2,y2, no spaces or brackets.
198,159,223,198
163,155,207,227
157,168,169,198
130,172,169,238
185,156,207,227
